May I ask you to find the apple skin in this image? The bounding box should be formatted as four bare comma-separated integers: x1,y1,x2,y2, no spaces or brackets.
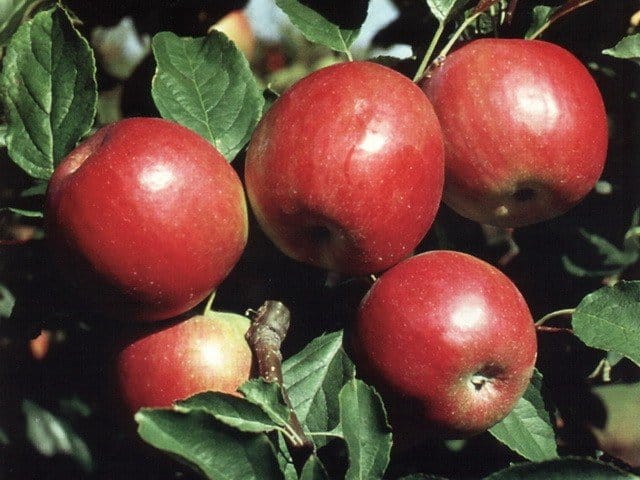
349,250,537,439
421,38,608,228
245,61,445,275
115,312,253,414
45,117,248,322
209,10,256,62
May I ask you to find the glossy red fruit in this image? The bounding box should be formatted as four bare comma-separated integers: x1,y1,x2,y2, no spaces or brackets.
350,250,537,439
45,117,248,322
245,61,445,275
115,313,253,414
422,38,608,228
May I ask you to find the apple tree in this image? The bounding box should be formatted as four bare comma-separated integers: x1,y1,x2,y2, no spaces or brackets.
1,0,640,479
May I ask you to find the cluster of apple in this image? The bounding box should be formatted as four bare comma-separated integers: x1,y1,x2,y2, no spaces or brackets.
43,35,607,439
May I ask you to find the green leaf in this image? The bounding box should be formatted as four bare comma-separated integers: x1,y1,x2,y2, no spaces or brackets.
151,30,264,162
0,0,42,47
1,6,97,180
136,409,284,480
340,379,392,480
274,0,361,54
484,457,640,479
561,255,620,279
238,379,292,426
489,370,558,461
300,455,329,480
603,34,640,62
0,284,15,319
275,432,298,480
282,331,355,447
525,1,595,40
427,0,472,22
572,281,640,366
175,391,284,433
0,207,43,218
23,400,93,472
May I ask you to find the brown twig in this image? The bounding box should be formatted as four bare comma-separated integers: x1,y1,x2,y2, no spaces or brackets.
245,301,314,470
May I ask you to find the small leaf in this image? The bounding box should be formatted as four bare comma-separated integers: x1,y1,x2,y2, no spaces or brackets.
23,400,93,472
572,281,640,366
484,457,640,479
489,370,558,462
1,207,43,218
427,0,472,22
282,331,355,447
603,34,640,62
1,6,97,180
275,432,298,480
176,391,284,433
525,1,596,39
136,409,284,480
0,284,15,319
274,0,361,54
561,256,619,279
151,30,264,162
300,455,330,480
340,379,392,480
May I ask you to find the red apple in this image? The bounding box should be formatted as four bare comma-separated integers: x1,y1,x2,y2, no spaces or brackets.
209,10,256,62
245,61,445,275
421,38,608,228
349,250,537,438
115,312,253,414
45,117,248,322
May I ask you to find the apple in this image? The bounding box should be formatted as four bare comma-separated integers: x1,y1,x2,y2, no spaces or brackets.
349,250,537,438
115,312,253,414
244,61,445,275
209,10,256,62
421,38,608,228
45,117,248,322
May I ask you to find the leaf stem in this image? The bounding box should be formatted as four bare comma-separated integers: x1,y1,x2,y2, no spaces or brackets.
535,308,576,326
345,49,354,62
413,20,445,82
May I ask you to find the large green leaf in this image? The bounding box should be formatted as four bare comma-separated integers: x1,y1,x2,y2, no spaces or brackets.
603,34,640,62
426,0,471,22
151,30,264,162
340,379,392,480
238,379,292,427
484,457,639,479
572,281,640,365
1,6,97,180
23,400,93,472
282,331,355,446
175,391,284,434
136,409,284,480
274,0,362,54
489,370,558,462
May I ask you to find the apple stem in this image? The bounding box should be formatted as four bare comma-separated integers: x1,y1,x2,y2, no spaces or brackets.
412,20,445,82
202,290,217,316
535,308,575,327
245,300,314,468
